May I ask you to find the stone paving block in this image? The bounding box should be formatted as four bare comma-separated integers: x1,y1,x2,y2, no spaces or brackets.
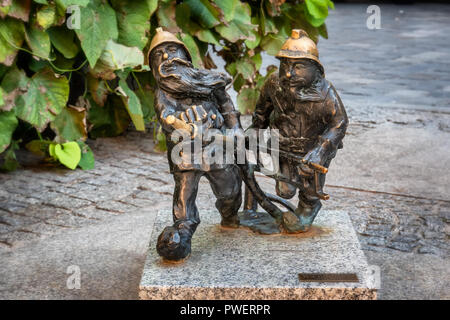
95,201,138,214
41,192,93,210
72,206,115,221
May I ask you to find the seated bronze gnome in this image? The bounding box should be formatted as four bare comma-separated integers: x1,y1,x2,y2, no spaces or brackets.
149,28,243,261
149,28,347,262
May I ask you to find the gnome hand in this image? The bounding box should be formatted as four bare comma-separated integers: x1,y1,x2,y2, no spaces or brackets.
299,147,324,177
179,105,208,124
179,105,222,140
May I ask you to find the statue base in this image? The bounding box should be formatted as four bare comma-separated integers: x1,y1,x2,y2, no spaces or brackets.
139,210,377,300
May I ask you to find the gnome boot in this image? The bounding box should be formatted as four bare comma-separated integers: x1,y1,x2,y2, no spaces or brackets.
221,214,240,228
294,198,322,231
156,220,197,261
216,197,241,228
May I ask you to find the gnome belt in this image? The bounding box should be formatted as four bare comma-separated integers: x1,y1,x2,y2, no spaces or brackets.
278,135,311,154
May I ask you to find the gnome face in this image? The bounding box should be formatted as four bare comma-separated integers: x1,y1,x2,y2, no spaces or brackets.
150,42,230,98
150,43,190,77
279,58,320,92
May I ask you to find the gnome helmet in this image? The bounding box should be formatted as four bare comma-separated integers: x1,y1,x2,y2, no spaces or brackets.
276,29,324,75
148,27,192,64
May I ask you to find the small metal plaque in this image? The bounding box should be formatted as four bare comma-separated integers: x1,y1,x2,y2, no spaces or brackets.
298,273,359,283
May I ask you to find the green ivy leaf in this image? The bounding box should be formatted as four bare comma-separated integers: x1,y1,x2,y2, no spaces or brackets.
185,0,221,29
77,141,94,170
256,68,276,90
25,23,51,59
260,33,285,56
131,71,156,121
245,16,261,49
0,17,25,66
157,0,179,33
49,142,56,158
195,29,221,47
291,7,320,43
87,94,130,138
0,139,19,172
215,2,257,43
111,0,155,50
0,0,11,18
305,0,329,20
7,0,30,22
154,128,166,152
259,7,277,36
265,0,282,17
327,0,335,10
54,141,81,170
147,0,158,14
5,68,70,132
235,58,255,81
48,26,79,59
175,3,197,34
97,40,144,70
304,8,326,27
225,61,236,76
0,68,27,112
75,0,118,67
36,4,56,30
51,106,87,142
318,23,328,39
251,53,262,71
260,18,289,55
233,74,244,92
237,87,259,114
136,87,155,122
87,75,108,107
0,87,4,107
50,51,75,72
117,78,145,132
25,139,50,157
179,33,203,69
214,0,238,22
1,67,28,91
0,110,18,153
54,0,89,10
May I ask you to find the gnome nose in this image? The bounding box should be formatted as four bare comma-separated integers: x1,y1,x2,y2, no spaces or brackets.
163,52,168,60
286,72,291,78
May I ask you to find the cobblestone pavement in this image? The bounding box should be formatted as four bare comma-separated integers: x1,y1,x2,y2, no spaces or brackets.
1,4,449,299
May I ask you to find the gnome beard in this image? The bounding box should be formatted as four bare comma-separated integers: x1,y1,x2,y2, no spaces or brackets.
282,75,325,104
156,58,231,98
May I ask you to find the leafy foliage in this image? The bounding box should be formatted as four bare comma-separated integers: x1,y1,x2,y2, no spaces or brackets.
0,0,333,171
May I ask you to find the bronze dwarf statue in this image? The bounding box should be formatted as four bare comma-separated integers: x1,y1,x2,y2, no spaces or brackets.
244,29,348,232
148,28,348,261
149,28,243,261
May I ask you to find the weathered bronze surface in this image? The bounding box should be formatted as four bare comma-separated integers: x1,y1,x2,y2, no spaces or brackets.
243,29,348,234
149,28,347,261
150,28,243,261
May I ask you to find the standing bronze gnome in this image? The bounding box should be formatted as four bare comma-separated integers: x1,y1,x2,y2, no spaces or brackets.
148,27,348,262
149,28,243,261
245,29,348,232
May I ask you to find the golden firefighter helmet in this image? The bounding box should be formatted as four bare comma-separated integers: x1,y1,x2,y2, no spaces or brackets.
148,27,191,61
276,29,324,74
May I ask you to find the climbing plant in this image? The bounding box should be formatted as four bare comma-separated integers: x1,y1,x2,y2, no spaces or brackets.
0,0,333,171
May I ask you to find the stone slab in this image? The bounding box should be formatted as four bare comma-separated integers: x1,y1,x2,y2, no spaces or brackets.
139,210,377,300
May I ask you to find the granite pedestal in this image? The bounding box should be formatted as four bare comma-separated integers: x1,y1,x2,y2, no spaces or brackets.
139,210,377,300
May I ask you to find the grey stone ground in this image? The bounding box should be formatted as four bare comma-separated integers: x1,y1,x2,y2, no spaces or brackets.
0,4,449,299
